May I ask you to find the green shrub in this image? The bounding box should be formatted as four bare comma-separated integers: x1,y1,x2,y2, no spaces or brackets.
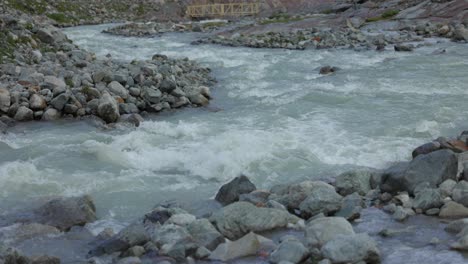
382,10,399,18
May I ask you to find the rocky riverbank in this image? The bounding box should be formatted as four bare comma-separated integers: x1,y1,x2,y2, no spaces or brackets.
102,20,229,37
0,12,215,130
3,130,468,263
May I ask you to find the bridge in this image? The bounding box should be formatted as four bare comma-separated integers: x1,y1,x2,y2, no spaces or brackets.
186,2,260,18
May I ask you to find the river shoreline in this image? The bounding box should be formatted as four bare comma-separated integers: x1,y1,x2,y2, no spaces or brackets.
3,0,468,263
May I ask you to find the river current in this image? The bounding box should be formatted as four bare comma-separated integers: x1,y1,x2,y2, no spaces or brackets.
2,24,468,232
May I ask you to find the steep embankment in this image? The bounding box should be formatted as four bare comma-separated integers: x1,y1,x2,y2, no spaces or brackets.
0,0,187,26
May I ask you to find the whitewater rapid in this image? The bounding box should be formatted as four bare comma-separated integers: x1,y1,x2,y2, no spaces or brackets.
1,24,468,226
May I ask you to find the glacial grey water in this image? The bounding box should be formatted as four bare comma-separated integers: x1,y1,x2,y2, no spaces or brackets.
2,24,468,233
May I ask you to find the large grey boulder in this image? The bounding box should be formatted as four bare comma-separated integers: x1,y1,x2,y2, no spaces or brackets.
215,175,256,206
271,181,335,210
209,232,274,262
34,195,97,231
108,81,129,99
321,234,380,264
97,92,120,123
150,223,193,247
91,223,150,256
305,217,355,247
0,88,10,113
143,86,162,104
14,106,33,121
380,150,458,194
210,202,300,240
269,237,309,264
44,76,66,91
439,201,468,218
42,108,60,121
37,26,67,44
187,219,225,250
50,93,70,111
298,182,342,217
412,188,443,211
453,181,468,207
29,94,47,111
335,170,375,196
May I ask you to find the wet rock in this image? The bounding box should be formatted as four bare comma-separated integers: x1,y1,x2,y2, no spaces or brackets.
215,175,256,206
335,170,375,196
120,114,144,127
451,233,468,251
91,223,150,256
144,206,187,225
0,88,11,113
412,141,441,158
269,237,309,264
13,106,33,121
150,224,192,247
122,246,145,257
209,232,274,261
305,217,354,247
97,92,120,123
319,66,339,75
380,150,458,195
0,223,60,245
394,44,414,52
445,218,468,233
272,181,335,211
210,202,300,240
166,213,196,226
117,257,141,264
188,94,209,106
392,206,412,221
187,219,225,251
298,182,342,218
42,108,60,121
31,255,60,264
34,195,97,231
335,193,363,221
37,26,67,44
239,190,270,205
452,181,468,207
439,201,468,218
439,179,457,197
321,234,380,264
412,188,443,211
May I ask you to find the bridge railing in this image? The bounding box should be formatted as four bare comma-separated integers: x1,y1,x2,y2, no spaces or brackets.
187,2,260,18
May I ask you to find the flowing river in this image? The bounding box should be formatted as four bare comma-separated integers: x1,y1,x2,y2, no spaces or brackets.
2,24,468,238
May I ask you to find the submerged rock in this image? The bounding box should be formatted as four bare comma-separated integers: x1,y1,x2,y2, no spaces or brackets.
209,232,274,261
34,195,97,231
210,202,300,240
269,237,309,264
305,217,355,247
321,233,380,264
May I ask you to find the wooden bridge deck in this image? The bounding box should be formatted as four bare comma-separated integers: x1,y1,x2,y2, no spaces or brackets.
187,2,260,18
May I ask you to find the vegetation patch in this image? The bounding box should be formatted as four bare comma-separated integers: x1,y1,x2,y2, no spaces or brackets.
366,9,399,22
47,13,74,24
260,13,304,25
8,0,47,14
